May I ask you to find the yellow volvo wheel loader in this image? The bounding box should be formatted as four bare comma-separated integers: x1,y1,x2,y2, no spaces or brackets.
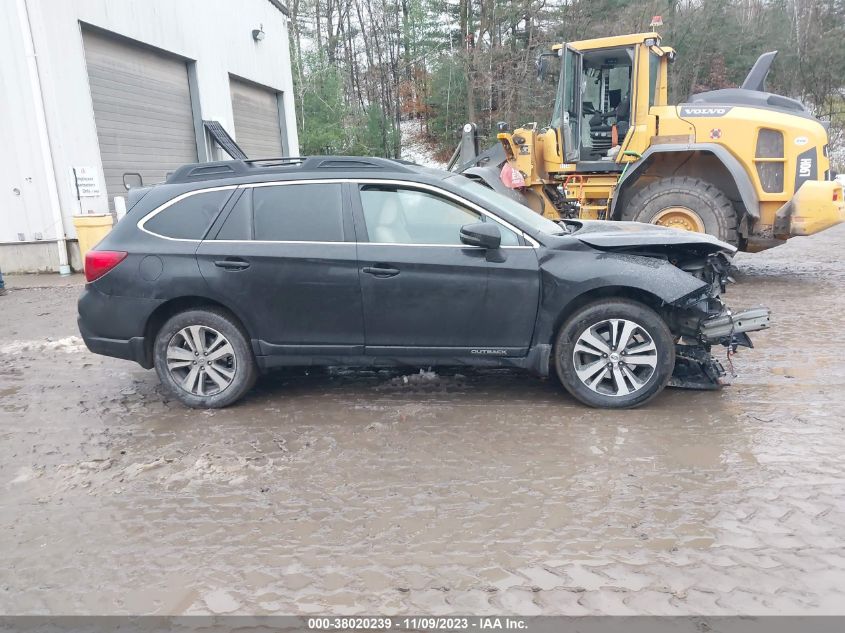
452,32,844,251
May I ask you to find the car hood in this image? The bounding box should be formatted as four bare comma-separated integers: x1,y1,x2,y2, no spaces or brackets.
562,220,737,255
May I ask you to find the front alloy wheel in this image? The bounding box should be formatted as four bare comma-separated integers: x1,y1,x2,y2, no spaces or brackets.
572,318,658,397
555,299,675,408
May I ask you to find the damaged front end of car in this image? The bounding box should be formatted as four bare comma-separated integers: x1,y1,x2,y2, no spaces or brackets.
666,250,771,389
562,219,771,390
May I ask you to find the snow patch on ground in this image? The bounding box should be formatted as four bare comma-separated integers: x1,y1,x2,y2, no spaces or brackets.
0,336,86,355
394,369,438,385
400,119,446,169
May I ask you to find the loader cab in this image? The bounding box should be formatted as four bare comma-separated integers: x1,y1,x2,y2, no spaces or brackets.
549,34,669,168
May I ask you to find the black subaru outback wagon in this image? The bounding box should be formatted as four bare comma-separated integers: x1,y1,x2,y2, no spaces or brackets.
78,156,769,409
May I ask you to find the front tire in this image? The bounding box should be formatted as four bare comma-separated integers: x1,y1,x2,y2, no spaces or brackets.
153,308,257,408
554,299,675,409
621,176,739,245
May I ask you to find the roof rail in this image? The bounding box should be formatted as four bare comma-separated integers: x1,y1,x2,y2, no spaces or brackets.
292,156,415,171
244,157,307,166
165,155,415,184
166,162,245,183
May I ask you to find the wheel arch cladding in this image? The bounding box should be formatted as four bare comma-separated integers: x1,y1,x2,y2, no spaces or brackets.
142,296,253,368
610,144,760,221
534,251,709,347
549,286,666,344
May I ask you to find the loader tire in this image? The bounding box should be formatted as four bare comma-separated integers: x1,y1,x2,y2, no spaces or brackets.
620,176,739,245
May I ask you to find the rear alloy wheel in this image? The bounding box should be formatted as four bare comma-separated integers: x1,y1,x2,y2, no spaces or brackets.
154,309,256,408
554,299,675,408
166,325,237,397
621,176,738,245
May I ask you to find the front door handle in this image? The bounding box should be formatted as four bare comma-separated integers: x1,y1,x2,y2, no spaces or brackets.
362,265,399,278
214,258,250,271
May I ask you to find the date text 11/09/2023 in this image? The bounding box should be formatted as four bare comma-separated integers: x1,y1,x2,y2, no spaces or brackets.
307,616,528,630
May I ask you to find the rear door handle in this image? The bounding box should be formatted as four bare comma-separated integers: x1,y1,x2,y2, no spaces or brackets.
214,258,250,271
362,265,399,278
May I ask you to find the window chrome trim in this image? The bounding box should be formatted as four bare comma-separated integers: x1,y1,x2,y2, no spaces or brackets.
137,178,540,248
208,240,530,249
357,242,534,249
210,240,352,245
137,185,238,242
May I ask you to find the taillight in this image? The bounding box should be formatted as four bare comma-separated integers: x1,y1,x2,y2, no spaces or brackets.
85,250,127,282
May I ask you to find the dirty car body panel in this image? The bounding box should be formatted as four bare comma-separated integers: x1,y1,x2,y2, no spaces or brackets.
77,157,770,406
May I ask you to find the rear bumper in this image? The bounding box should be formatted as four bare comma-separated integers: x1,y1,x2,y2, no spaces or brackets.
77,284,160,369
78,317,151,368
774,180,845,238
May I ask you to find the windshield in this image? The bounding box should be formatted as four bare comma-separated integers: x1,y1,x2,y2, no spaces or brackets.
551,49,576,129
547,52,564,128
450,176,565,235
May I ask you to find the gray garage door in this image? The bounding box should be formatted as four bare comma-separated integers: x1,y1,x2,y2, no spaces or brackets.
82,29,198,208
230,77,284,158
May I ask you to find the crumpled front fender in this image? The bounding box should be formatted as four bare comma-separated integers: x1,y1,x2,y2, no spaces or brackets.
534,248,711,345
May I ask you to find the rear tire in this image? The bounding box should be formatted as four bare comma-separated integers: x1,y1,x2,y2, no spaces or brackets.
621,176,739,245
554,299,675,409
153,308,257,408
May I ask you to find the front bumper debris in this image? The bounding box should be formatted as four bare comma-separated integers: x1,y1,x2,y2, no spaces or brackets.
670,345,726,390
774,180,845,238
699,307,771,343
670,307,771,390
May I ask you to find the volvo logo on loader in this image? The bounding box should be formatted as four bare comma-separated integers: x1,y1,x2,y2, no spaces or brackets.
680,106,732,117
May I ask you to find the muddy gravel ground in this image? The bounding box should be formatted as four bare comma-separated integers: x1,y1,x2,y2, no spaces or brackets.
2,227,845,616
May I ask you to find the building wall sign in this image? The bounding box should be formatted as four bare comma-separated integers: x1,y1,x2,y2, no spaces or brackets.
71,166,102,197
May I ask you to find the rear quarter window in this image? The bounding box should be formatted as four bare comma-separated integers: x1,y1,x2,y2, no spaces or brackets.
143,189,233,239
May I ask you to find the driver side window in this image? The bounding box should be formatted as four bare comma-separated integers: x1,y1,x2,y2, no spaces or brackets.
358,185,520,246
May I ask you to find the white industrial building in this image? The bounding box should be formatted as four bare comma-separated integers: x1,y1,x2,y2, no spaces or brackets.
0,0,299,273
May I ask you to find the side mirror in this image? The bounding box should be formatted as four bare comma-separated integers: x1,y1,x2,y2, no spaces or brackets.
460,222,501,249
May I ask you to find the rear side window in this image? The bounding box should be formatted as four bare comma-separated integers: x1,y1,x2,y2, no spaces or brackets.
253,183,344,242
144,189,232,239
